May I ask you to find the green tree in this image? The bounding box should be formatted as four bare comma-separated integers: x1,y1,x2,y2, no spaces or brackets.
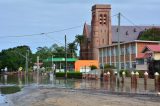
36,43,66,59
90,65,97,70
0,45,32,71
67,42,77,58
138,27,160,41
75,35,85,59
104,64,115,69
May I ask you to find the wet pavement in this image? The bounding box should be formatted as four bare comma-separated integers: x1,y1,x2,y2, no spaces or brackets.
0,73,159,95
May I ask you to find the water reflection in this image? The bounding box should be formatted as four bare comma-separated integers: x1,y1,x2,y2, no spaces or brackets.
0,73,157,95
0,86,21,94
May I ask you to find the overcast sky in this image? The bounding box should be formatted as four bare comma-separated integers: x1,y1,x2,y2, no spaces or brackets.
0,0,160,53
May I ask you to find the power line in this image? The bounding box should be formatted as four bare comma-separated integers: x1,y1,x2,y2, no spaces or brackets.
120,13,145,30
111,13,119,18
43,34,64,46
0,25,83,39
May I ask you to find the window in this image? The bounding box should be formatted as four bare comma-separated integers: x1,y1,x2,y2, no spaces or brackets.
116,28,118,32
126,62,130,69
136,59,144,65
126,31,129,36
125,46,130,54
99,14,103,24
103,49,105,56
131,44,135,54
111,48,114,56
121,47,124,55
99,49,102,57
105,49,108,56
103,14,107,24
132,62,136,68
115,47,118,56
121,63,124,69
107,49,110,56
100,21,102,24
111,63,115,67
116,62,119,68
134,28,137,32
99,14,103,18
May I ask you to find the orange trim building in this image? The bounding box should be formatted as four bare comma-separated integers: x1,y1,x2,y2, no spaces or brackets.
74,60,99,72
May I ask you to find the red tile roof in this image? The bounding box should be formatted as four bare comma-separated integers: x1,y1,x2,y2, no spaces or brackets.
146,45,160,52
136,53,145,59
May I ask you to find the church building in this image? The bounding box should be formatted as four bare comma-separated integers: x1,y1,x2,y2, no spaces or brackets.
81,4,160,70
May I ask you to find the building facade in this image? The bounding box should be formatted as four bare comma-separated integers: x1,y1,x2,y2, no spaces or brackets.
74,60,99,72
82,4,159,61
91,5,112,60
99,40,160,71
81,4,160,71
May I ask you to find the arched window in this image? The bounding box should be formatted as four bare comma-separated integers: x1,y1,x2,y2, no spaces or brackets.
99,14,103,24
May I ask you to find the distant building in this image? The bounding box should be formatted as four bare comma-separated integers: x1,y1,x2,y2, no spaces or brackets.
81,4,160,70
75,60,99,72
99,40,160,71
137,45,160,73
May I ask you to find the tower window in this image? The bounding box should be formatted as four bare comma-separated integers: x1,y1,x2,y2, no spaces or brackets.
104,14,107,20
103,20,106,24
116,28,118,32
102,39,104,44
99,20,102,24
133,28,137,32
126,31,129,36
99,14,103,24
100,14,103,18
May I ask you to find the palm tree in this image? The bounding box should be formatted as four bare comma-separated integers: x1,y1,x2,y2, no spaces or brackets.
67,42,77,58
75,35,85,59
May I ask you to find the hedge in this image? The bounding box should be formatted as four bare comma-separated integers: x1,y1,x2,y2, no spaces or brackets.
55,72,82,79
119,70,131,77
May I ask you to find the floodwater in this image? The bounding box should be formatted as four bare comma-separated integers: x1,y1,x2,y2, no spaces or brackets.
0,72,158,95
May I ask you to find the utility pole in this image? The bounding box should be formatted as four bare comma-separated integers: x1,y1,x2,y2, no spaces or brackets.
102,49,104,72
52,55,54,72
25,52,28,85
65,35,67,79
12,51,29,85
117,12,121,85
37,56,40,85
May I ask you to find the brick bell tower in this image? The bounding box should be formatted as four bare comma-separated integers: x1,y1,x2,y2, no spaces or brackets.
91,4,112,60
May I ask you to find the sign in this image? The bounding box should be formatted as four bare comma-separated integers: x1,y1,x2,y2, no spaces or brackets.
18,67,23,71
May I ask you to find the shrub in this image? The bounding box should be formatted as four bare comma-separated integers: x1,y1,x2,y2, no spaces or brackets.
136,70,145,78
55,72,82,79
119,70,130,77
104,64,115,69
90,65,97,70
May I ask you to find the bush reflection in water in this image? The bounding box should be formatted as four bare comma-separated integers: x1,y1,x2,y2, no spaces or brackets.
0,72,156,94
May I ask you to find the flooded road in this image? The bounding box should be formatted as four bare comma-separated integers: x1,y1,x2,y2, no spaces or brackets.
0,72,157,94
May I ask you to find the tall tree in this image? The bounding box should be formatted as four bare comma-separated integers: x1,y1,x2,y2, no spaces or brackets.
138,27,160,41
75,35,85,59
67,42,77,58
0,45,32,71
